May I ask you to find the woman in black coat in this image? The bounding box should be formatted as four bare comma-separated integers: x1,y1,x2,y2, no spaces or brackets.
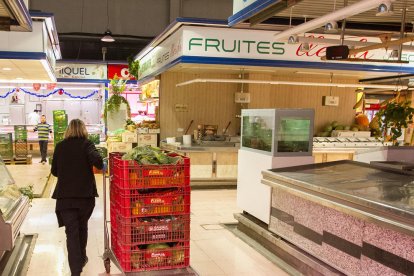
51,119,103,276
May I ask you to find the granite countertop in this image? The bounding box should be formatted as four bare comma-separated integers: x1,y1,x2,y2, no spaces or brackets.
262,160,414,233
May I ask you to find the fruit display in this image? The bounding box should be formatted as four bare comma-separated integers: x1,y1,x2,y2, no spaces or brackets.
316,116,371,137
137,120,160,130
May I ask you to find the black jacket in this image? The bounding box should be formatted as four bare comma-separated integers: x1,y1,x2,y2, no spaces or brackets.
51,138,103,199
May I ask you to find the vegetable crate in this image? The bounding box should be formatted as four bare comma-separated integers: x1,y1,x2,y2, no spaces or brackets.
111,154,190,189
108,150,191,273
14,126,28,141
14,140,28,158
116,241,190,272
116,215,190,246
112,186,190,218
0,134,13,159
89,133,101,145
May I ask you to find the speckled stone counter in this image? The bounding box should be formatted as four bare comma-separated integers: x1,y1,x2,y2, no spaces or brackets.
262,161,414,276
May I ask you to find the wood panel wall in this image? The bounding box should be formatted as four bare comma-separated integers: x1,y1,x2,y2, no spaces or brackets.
247,73,359,132
159,71,359,139
159,72,241,139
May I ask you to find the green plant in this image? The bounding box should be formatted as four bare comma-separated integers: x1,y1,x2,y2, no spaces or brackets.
19,185,34,203
377,100,414,145
127,56,140,79
104,74,131,122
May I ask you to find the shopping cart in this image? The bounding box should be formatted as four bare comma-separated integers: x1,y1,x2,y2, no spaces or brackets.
101,153,197,275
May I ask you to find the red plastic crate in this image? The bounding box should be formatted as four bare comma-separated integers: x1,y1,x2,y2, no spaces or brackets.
116,241,190,272
117,215,190,246
113,187,190,218
111,153,190,189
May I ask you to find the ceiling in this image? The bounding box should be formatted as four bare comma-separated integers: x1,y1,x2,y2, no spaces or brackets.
276,0,414,24
0,59,55,83
0,3,10,17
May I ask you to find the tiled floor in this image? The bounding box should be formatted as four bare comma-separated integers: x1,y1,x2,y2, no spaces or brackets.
18,173,290,276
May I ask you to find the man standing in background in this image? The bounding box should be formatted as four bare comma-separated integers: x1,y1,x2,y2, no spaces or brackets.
34,115,52,164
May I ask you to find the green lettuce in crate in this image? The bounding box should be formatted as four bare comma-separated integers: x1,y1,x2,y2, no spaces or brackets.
88,134,100,145
122,146,182,165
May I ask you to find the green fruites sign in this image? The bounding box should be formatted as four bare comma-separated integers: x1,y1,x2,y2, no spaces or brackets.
189,38,285,55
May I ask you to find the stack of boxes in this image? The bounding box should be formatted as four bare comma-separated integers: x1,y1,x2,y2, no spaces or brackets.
52,110,68,146
14,126,28,160
107,128,159,154
109,152,191,272
0,133,13,160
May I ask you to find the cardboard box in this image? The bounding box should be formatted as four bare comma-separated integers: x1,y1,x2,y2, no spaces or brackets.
148,128,160,134
108,142,133,153
331,130,371,138
122,131,138,143
137,128,148,134
137,134,158,147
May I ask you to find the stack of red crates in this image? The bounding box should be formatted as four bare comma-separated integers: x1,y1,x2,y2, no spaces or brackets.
109,151,190,272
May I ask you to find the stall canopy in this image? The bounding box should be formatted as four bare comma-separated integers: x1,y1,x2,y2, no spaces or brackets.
0,0,32,31
134,19,414,84
0,12,60,83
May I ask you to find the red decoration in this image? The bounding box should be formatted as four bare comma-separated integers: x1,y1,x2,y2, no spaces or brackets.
46,83,57,90
107,64,135,80
33,83,41,91
58,89,64,95
16,88,20,92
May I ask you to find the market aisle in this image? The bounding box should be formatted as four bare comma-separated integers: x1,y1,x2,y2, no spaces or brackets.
20,175,289,276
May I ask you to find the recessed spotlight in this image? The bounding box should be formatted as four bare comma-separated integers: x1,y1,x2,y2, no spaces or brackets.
2,68,12,71
16,77,23,80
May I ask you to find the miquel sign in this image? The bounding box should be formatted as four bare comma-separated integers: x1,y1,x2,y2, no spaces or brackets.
57,63,107,80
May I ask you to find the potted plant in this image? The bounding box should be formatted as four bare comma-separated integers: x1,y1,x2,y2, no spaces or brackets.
104,74,131,122
377,100,414,145
127,56,140,79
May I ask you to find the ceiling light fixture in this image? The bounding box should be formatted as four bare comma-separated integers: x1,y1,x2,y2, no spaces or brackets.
376,1,394,16
2,68,12,71
101,0,115,42
15,77,23,80
274,0,395,41
101,30,115,42
175,78,407,91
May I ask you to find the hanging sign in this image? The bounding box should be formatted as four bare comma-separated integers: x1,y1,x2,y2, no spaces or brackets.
57,63,107,80
107,64,135,80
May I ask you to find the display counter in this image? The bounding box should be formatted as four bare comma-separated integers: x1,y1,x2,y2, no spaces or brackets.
261,161,414,275
0,157,30,260
161,140,239,182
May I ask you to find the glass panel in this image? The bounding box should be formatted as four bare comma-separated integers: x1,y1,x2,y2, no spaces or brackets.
242,115,273,152
0,158,19,216
277,117,311,153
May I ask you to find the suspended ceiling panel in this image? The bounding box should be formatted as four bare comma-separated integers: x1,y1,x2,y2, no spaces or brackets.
0,59,54,82
276,0,414,24
0,3,10,17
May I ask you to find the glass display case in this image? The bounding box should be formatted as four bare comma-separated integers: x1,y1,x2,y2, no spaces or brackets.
241,109,314,156
0,157,30,252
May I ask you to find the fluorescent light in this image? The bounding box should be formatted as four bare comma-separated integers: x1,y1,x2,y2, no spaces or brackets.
15,77,23,80
2,68,12,71
274,0,392,41
176,78,407,91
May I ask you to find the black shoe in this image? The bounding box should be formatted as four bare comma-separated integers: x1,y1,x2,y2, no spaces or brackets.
83,256,88,268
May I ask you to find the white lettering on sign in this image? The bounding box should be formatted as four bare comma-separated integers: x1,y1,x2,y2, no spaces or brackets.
120,68,130,78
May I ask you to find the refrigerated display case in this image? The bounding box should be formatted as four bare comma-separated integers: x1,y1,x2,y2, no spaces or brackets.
238,109,315,224
241,109,314,157
0,157,30,258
